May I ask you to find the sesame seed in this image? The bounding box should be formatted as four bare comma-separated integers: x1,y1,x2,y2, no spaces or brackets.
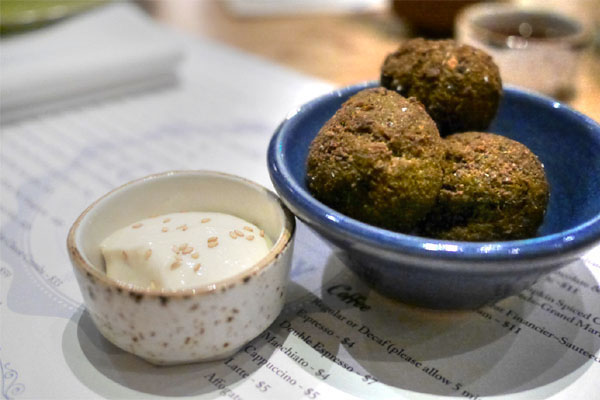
122,251,128,260
208,241,218,248
176,224,188,231
171,261,181,270
144,249,152,260
447,56,458,70
234,229,244,237
161,227,168,232
182,246,194,255
179,243,188,250
208,236,218,242
163,218,171,223
132,223,143,229
194,263,201,272
243,226,254,232
201,218,211,223
259,230,264,237
246,235,254,241
229,231,237,239
191,252,199,259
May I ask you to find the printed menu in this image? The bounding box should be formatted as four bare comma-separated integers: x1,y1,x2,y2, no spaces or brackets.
1,4,598,399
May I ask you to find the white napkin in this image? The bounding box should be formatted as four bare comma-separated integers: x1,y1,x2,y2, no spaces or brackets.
0,3,183,123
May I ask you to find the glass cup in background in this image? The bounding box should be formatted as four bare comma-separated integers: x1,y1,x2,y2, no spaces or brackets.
456,3,591,100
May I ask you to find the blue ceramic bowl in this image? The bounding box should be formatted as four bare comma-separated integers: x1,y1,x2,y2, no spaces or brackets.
267,82,600,309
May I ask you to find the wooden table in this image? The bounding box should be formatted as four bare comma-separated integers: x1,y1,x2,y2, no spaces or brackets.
144,0,599,122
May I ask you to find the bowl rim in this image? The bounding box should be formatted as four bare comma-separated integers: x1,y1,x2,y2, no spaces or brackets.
267,82,600,271
67,170,296,297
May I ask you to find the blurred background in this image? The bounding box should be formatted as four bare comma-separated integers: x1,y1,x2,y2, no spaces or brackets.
147,0,600,118
1,0,599,121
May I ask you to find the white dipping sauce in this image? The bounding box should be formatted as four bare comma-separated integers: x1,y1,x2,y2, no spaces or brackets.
100,212,271,290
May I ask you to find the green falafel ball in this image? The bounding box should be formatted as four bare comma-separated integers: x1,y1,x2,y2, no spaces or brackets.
307,87,444,233
421,132,549,241
381,38,502,136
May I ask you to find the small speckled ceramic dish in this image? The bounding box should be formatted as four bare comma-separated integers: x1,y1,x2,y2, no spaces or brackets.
267,81,600,309
67,171,295,365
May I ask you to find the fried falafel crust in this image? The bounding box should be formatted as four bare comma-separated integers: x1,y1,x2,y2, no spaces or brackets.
421,132,549,241
307,87,444,233
381,38,502,136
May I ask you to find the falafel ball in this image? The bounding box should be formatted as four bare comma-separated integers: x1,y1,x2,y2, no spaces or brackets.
421,132,549,241
306,87,444,233
381,38,502,136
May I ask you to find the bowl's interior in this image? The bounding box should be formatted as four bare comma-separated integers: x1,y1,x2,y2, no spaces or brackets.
278,84,600,238
73,171,291,276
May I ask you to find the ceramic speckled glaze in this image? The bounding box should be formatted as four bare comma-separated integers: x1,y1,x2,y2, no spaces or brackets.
268,82,600,309
68,171,295,365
